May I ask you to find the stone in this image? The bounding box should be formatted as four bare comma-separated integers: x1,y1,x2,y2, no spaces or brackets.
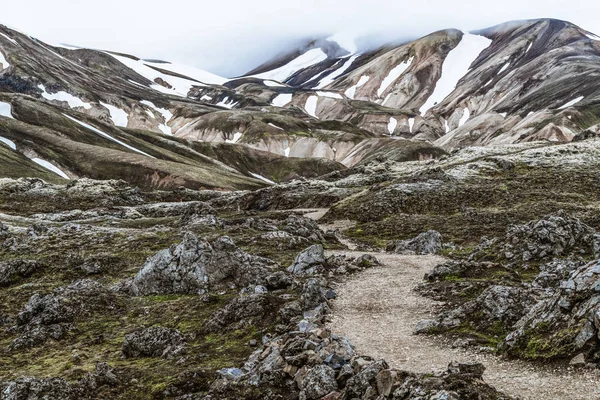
130,233,275,295
447,361,486,378
288,245,325,275
570,353,587,367
376,369,396,396
386,230,443,255
122,327,186,359
299,364,337,400
413,319,439,334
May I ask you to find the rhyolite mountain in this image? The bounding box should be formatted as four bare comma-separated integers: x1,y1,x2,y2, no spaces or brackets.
1,18,599,189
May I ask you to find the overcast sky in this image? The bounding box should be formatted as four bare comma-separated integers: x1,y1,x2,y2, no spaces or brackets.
2,0,599,77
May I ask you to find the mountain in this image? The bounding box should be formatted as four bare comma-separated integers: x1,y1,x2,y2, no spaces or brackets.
0,18,599,190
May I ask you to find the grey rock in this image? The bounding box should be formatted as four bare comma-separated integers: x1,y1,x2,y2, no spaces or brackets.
122,327,186,359
413,319,440,334
288,245,325,275
501,212,598,261
447,361,486,378
387,230,443,255
0,260,42,287
570,353,586,366
131,233,275,295
299,364,337,400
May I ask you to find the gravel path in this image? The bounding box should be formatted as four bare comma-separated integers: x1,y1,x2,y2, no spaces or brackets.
325,250,600,400
294,208,600,399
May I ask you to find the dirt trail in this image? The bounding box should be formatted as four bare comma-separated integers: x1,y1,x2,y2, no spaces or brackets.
297,208,600,400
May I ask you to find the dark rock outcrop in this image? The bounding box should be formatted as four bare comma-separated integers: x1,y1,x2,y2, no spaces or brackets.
130,233,276,295
122,327,186,359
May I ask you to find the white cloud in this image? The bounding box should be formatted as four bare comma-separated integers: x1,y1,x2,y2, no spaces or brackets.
2,0,599,77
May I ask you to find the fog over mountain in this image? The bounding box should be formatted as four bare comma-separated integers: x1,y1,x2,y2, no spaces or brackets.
3,0,600,76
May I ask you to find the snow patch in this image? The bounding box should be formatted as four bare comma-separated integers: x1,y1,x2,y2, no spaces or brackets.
377,57,414,97
388,117,398,135
39,85,91,109
268,123,284,130
142,60,226,85
458,108,470,127
0,101,14,119
253,48,328,82
250,172,276,185
497,62,510,75
408,118,415,133
31,158,69,179
63,114,154,158
316,91,343,99
525,42,533,53
141,100,173,135
284,147,291,157
305,96,319,118
100,102,128,127
216,97,237,109
419,33,492,114
559,96,584,109
263,80,285,87
200,95,213,101
0,136,16,150
315,54,359,89
225,132,243,144
499,112,508,118
108,53,202,97
0,32,18,45
444,119,450,133
272,93,292,107
0,50,10,70
344,75,370,99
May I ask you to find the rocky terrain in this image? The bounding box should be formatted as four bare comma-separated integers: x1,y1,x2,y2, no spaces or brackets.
2,16,600,400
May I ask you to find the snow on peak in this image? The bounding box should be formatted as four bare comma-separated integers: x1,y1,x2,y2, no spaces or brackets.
0,32,18,45
100,102,129,127
253,48,328,82
377,57,414,97
38,85,92,109
108,53,206,97
315,54,360,89
419,32,492,114
142,60,227,85
263,80,286,87
327,32,358,54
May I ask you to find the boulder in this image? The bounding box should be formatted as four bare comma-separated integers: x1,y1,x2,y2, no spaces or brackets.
387,230,443,255
12,279,119,349
299,364,338,400
122,327,186,359
501,212,599,261
130,233,275,295
288,245,325,275
0,260,42,287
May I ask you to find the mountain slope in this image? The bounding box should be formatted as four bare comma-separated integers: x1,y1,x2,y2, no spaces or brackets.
1,19,599,188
